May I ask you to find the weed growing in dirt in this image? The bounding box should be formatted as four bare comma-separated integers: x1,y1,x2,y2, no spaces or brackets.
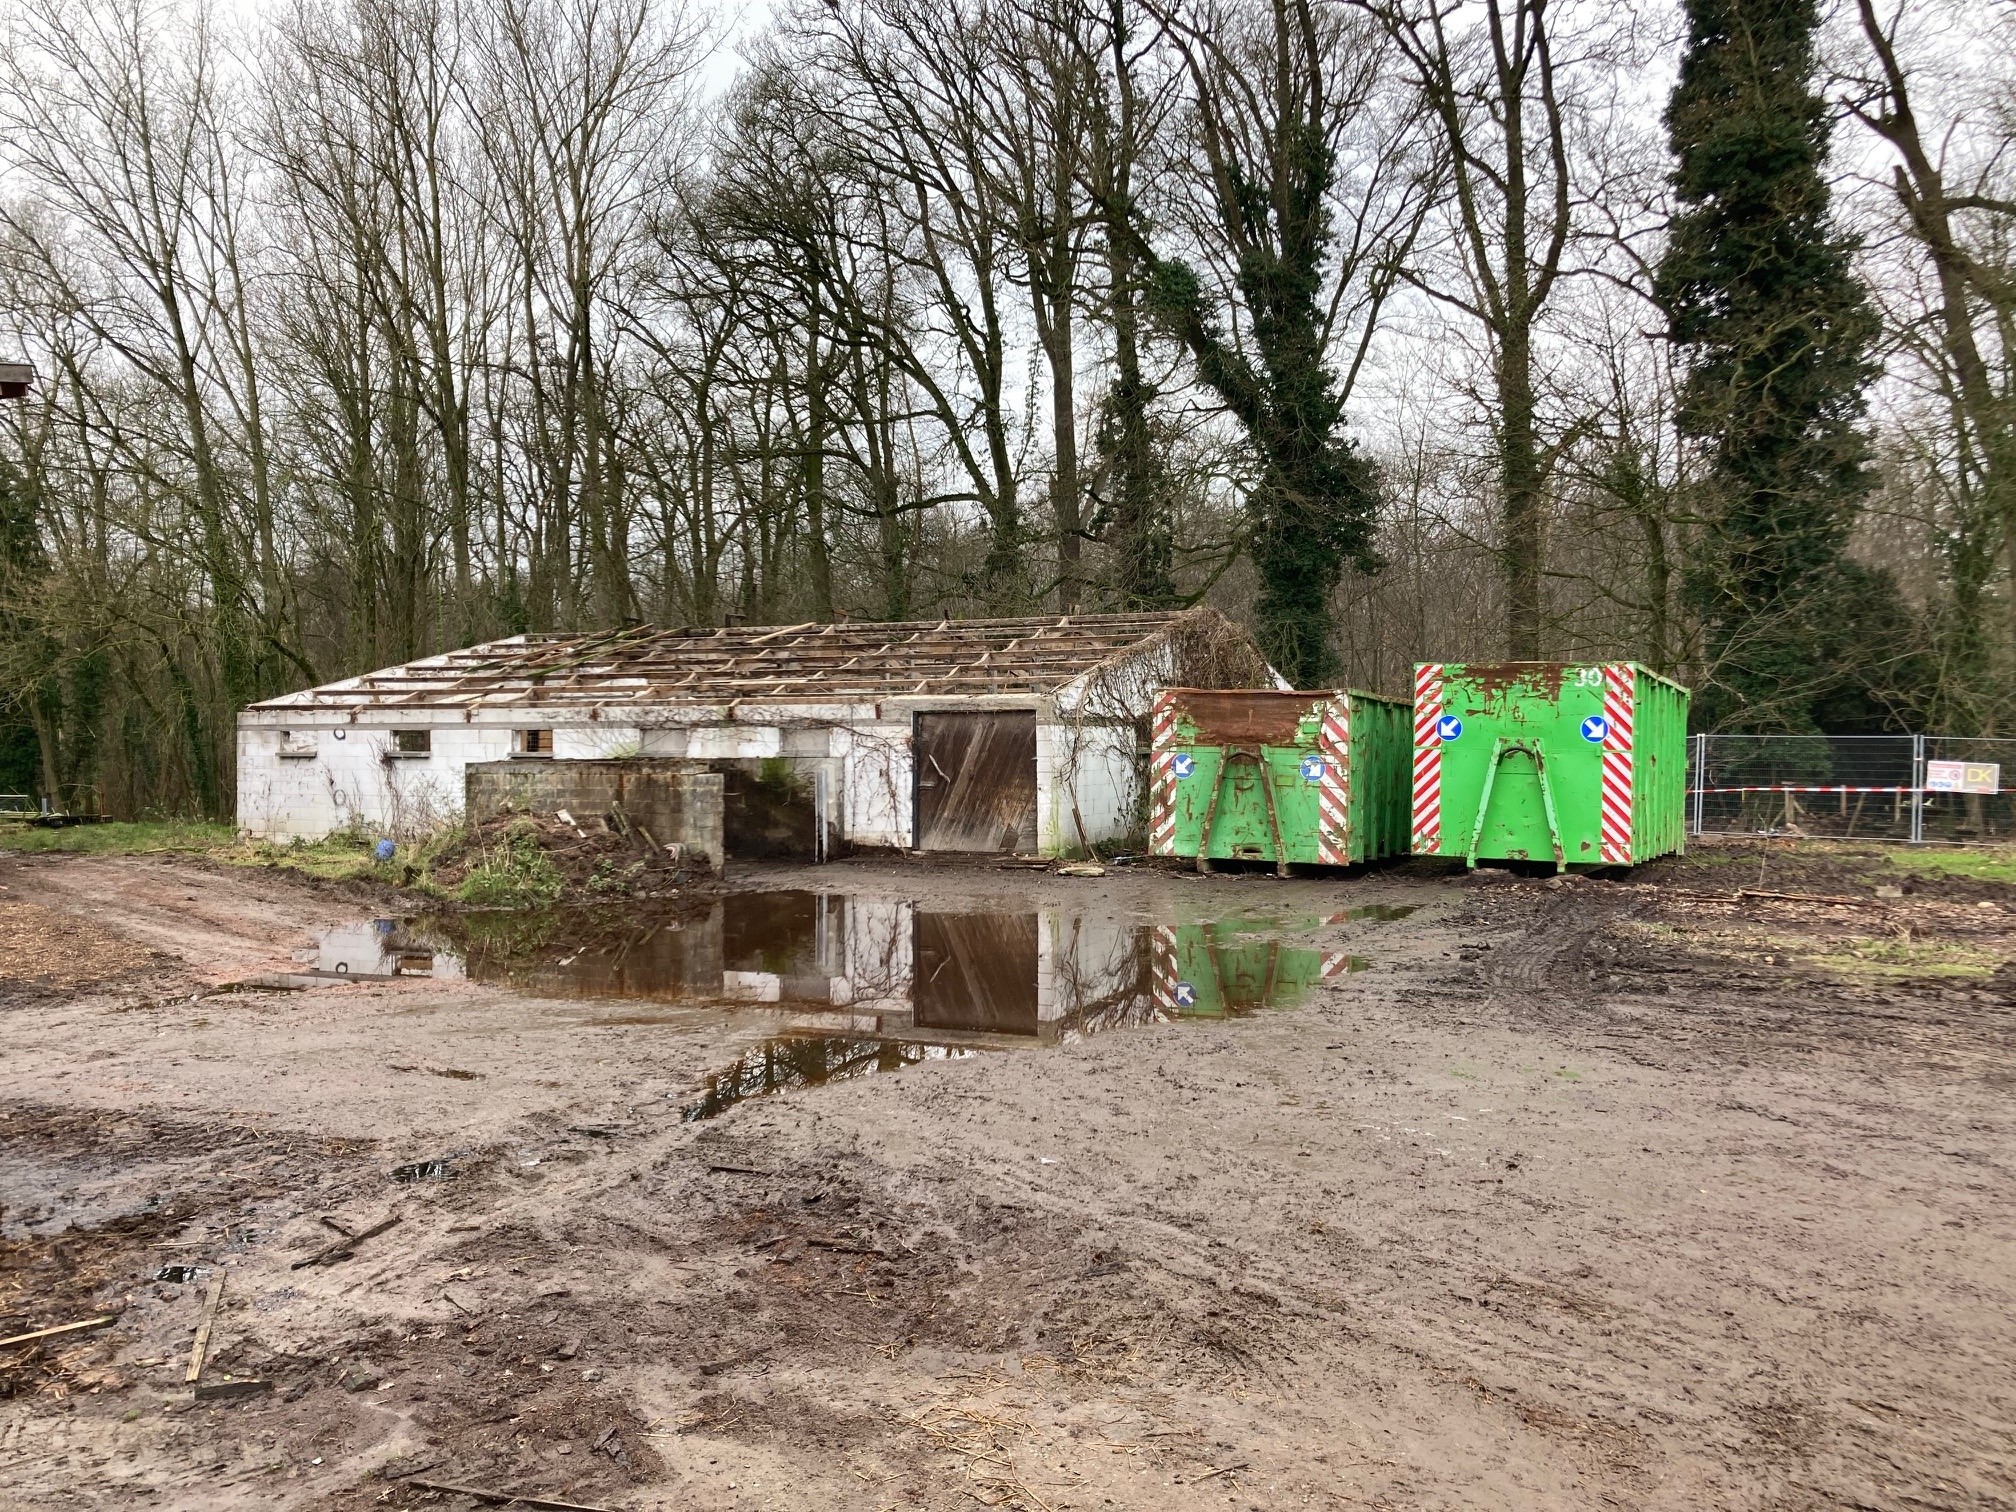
452,820,565,906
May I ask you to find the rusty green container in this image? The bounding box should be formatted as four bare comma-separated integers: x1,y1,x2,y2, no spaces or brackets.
1410,662,1689,869
1147,688,1411,870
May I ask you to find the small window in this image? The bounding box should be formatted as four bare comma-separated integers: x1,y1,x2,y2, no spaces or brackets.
518,729,553,755
278,730,317,759
394,729,431,755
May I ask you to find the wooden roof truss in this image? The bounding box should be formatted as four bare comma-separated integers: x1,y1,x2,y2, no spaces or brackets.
255,613,1206,713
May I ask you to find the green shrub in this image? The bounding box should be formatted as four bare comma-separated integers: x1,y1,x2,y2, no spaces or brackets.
454,821,564,906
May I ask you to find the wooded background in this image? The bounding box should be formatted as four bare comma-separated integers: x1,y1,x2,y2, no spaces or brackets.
0,0,2010,816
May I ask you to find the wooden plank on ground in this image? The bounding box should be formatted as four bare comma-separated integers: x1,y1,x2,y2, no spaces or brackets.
185,1278,225,1384
0,1315,118,1350
405,1478,617,1511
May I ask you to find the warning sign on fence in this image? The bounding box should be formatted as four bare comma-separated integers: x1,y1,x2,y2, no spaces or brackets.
1926,760,2000,794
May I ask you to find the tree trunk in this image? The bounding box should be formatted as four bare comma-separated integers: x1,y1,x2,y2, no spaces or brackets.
1499,321,1543,659
804,315,835,620
1039,285,1083,610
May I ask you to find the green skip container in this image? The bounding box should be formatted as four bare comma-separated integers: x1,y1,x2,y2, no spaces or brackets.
1411,662,1689,869
1148,688,1411,871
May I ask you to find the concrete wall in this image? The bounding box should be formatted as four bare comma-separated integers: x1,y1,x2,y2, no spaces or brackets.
235,713,647,840
835,723,914,850
464,760,724,870
1037,720,1142,855
236,723,508,840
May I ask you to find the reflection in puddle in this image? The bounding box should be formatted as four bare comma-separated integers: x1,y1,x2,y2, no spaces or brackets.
1347,903,1419,922
320,889,1403,1118
390,1159,453,1183
681,1036,977,1122
313,919,465,980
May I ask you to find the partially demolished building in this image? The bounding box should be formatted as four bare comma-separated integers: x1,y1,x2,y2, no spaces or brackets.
236,609,1283,856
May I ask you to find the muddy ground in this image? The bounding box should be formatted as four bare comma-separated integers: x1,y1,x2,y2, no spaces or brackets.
0,841,2011,1511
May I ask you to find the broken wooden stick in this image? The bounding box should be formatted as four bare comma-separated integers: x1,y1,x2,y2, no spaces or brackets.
290,1213,401,1271
1736,888,1889,908
405,1479,616,1512
185,1278,224,1385
0,1315,118,1351
696,1346,768,1377
1193,1462,1251,1483
1639,887,1892,908
805,1238,886,1257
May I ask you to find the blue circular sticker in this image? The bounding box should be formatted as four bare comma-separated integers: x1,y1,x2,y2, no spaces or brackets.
1300,755,1327,782
1580,715,1610,744
1171,753,1196,778
1174,982,1197,1007
1437,715,1464,742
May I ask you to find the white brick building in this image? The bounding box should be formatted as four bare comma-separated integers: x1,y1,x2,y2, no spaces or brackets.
235,610,1283,856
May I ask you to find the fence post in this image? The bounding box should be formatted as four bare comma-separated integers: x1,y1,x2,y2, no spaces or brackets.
1690,732,1706,837
1909,734,1925,845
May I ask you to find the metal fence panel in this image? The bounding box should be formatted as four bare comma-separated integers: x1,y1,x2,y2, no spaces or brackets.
1919,736,2016,843
1687,733,2016,843
1690,734,1919,841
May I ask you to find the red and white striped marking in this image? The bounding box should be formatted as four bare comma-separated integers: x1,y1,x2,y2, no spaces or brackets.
1599,663,1636,865
1411,665,1444,853
1149,692,1179,856
1316,695,1351,865
1150,924,1180,1015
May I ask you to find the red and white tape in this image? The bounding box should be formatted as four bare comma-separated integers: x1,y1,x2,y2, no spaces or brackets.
1697,785,1912,794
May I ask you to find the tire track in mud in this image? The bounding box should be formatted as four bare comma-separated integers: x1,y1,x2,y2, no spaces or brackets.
1480,895,1614,997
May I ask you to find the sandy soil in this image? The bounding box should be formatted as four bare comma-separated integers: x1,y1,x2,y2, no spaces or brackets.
0,843,2011,1512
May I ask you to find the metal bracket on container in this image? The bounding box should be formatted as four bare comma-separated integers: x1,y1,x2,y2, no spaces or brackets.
1193,746,1290,879
1466,738,1566,872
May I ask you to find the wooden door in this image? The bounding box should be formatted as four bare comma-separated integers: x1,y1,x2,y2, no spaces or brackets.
914,711,1037,852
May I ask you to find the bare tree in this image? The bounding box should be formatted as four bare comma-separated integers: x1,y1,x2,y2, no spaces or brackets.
1352,0,1591,659
1843,0,2016,728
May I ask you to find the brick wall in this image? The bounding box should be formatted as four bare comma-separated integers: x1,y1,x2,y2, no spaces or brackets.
464,760,725,871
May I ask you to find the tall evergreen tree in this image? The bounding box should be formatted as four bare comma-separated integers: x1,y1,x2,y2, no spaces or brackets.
1654,0,1889,732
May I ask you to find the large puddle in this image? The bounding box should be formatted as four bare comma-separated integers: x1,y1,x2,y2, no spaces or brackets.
312,891,1413,1119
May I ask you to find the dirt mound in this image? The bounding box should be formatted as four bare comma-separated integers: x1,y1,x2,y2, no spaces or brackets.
425,807,694,905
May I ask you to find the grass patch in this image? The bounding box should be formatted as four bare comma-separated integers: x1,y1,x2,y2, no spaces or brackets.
242,832,406,884
0,812,653,907
1889,849,2016,886
0,819,239,855
1811,938,2004,980
0,817,429,890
